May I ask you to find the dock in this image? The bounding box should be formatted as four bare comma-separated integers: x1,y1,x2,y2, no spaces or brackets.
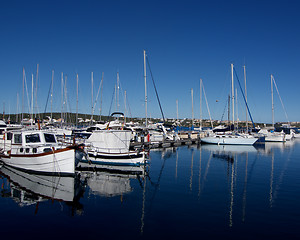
130,137,201,150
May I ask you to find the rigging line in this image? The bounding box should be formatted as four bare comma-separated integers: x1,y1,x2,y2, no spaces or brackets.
220,99,228,122
271,76,289,123
118,80,132,119
202,82,214,128
24,72,31,115
91,74,103,119
64,78,72,123
233,67,256,131
43,77,53,115
146,56,165,123
108,87,116,117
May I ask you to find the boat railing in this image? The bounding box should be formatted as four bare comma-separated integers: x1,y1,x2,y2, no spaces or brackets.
87,146,130,154
10,144,61,155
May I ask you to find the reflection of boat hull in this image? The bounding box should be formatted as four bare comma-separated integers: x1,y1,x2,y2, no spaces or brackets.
201,144,257,153
78,165,145,197
81,151,145,166
0,165,76,202
77,162,146,175
201,136,258,145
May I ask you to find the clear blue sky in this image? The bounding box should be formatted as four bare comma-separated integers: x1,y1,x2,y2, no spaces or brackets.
1,0,300,124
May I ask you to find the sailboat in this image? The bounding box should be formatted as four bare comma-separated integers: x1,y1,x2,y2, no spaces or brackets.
258,75,285,142
201,64,258,145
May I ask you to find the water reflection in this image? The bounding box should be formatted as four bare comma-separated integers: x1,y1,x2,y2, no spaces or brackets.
199,144,256,228
1,140,299,238
78,165,146,198
201,143,258,154
0,165,85,215
256,140,296,155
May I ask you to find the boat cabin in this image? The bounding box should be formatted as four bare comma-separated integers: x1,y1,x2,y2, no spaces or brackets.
10,130,59,155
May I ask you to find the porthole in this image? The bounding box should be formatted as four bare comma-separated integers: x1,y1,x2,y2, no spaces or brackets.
20,148,24,153
25,148,29,153
33,148,37,153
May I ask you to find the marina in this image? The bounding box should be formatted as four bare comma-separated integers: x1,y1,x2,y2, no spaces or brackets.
0,139,299,239
1,1,300,239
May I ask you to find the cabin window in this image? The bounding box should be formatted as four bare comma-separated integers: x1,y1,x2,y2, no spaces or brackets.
44,133,56,143
7,132,12,140
14,134,22,144
25,134,41,143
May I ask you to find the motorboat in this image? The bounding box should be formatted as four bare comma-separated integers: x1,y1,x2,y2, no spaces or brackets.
80,129,146,167
258,128,286,142
0,129,83,176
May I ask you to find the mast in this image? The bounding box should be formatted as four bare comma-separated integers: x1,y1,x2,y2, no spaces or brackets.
271,74,274,128
117,72,120,112
16,93,19,123
2,102,4,121
236,88,238,130
143,50,148,127
124,90,127,124
114,84,117,112
243,65,248,132
64,75,68,123
176,99,178,124
51,70,54,123
61,73,63,123
99,72,104,121
35,64,39,119
91,72,94,124
231,63,235,129
76,73,79,127
22,68,25,124
31,74,34,125
200,79,202,130
191,88,194,128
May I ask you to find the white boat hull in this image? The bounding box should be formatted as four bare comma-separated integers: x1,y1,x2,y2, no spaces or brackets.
201,135,258,145
264,134,285,142
79,150,146,167
1,148,76,176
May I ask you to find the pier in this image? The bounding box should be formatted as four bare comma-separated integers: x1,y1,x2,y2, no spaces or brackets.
130,135,201,150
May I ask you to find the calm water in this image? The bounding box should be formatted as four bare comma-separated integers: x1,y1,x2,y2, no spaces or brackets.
1,140,300,239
